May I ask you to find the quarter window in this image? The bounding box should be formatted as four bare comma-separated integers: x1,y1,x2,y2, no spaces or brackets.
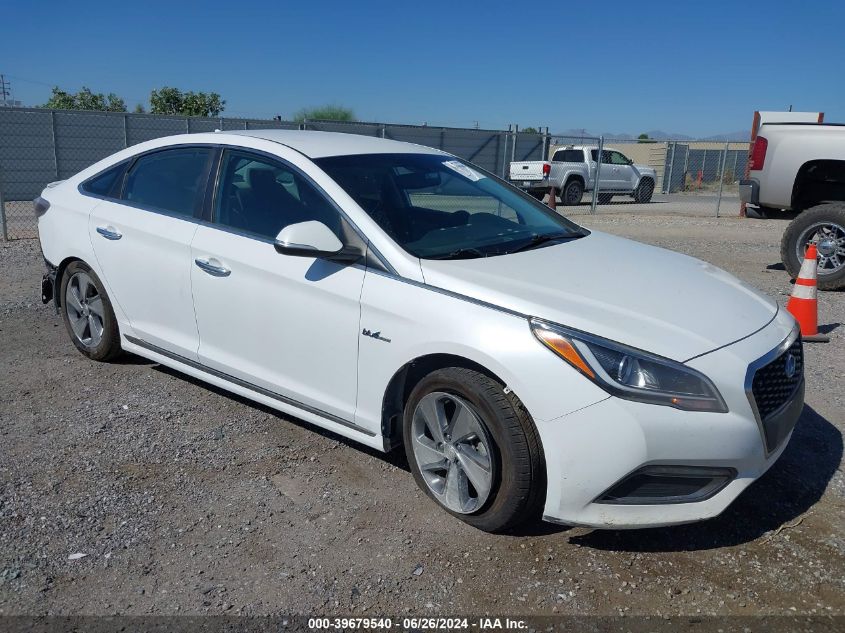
123,148,212,217
214,150,342,240
81,161,128,197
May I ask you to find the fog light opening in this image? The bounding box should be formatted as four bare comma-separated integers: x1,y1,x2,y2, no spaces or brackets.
596,466,737,505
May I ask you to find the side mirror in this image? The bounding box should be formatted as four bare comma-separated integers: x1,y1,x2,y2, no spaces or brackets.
273,221,363,263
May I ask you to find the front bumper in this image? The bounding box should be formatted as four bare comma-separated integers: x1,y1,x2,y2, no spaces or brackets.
739,179,759,205
538,309,803,529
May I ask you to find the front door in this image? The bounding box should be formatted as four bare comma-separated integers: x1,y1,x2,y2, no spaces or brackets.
189,148,365,423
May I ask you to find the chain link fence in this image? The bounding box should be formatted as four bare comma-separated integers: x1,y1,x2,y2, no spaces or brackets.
541,134,749,217
0,108,547,240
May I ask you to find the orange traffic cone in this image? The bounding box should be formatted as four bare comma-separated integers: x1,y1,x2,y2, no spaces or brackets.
548,186,557,211
786,244,829,342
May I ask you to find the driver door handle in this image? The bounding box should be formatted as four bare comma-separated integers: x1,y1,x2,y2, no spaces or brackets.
194,258,231,277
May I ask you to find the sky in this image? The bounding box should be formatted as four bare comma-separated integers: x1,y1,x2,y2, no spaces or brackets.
2,0,843,137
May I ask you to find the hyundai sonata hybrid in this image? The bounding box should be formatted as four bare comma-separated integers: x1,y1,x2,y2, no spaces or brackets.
35,130,804,532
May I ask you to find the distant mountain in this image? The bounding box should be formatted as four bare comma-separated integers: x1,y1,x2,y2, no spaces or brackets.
552,128,749,142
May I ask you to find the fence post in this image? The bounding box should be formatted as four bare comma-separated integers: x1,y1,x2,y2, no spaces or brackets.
590,136,604,215
511,125,518,165
665,142,677,194
123,114,129,148
501,125,510,178
50,111,59,180
716,141,729,218
0,185,7,241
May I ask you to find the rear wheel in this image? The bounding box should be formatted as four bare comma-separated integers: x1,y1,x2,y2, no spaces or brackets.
633,178,654,203
561,179,584,206
60,261,122,361
781,203,845,290
403,367,544,533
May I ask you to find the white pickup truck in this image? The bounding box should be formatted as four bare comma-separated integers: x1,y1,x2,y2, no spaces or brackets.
740,122,845,289
509,145,657,206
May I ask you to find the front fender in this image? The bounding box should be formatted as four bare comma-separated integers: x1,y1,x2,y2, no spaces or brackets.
354,270,608,436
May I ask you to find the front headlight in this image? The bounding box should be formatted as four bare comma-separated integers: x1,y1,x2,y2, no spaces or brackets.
530,319,728,413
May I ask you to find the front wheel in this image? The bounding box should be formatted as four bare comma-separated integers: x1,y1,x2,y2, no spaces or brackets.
781,203,845,290
403,367,545,533
633,178,654,203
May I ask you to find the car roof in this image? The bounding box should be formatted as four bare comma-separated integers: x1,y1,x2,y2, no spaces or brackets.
222,129,447,159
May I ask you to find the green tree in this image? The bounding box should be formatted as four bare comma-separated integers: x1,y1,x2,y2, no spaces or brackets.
43,86,127,112
293,104,356,123
521,126,539,134
133,103,146,114
637,133,656,143
149,86,225,117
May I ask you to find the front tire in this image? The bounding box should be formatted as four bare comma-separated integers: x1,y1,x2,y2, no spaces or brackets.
781,203,845,290
633,178,654,203
403,367,545,533
60,261,122,361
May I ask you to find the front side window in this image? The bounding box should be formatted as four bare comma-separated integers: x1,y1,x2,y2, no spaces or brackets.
316,153,586,259
214,150,342,240
609,151,631,165
123,147,212,217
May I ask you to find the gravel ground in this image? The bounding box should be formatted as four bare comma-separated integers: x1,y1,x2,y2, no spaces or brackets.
0,214,843,618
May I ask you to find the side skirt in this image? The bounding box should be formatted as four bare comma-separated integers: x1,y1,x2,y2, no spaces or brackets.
122,335,385,451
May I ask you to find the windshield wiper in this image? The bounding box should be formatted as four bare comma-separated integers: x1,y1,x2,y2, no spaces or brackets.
508,232,583,254
430,247,488,260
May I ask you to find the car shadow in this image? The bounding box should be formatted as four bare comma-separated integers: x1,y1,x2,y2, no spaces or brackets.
566,404,842,551
144,365,840,546
150,363,412,472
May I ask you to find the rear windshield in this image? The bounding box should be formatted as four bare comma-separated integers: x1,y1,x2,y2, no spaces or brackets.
552,149,584,163
316,153,585,259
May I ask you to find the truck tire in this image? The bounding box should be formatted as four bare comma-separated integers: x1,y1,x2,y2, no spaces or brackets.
780,202,845,290
633,178,655,203
561,179,584,206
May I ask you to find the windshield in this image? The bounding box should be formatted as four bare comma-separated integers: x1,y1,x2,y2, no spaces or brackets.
315,153,586,259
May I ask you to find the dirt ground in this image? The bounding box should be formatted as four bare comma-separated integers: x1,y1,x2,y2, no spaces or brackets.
0,213,843,618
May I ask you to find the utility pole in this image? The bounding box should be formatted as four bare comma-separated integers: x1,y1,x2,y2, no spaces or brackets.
0,75,11,104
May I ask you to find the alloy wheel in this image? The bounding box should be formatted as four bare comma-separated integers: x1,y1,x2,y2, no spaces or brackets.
410,392,494,514
65,272,105,348
798,221,845,276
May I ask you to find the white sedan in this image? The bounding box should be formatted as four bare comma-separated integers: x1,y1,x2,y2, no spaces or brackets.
35,130,804,531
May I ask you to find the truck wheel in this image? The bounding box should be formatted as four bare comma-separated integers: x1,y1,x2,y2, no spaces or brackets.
561,180,583,206
781,202,845,290
597,193,613,205
634,178,654,203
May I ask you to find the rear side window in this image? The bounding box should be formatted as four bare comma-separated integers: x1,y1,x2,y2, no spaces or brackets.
123,148,212,217
552,149,584,163
80,161,128,197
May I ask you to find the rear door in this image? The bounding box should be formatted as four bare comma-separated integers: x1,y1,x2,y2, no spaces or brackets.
88,146,214,359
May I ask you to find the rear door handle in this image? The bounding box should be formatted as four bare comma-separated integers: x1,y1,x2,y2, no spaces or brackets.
194,258,231,277
96,226,122,240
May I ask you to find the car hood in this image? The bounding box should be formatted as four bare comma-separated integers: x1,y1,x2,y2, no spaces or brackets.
419,231,777,361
